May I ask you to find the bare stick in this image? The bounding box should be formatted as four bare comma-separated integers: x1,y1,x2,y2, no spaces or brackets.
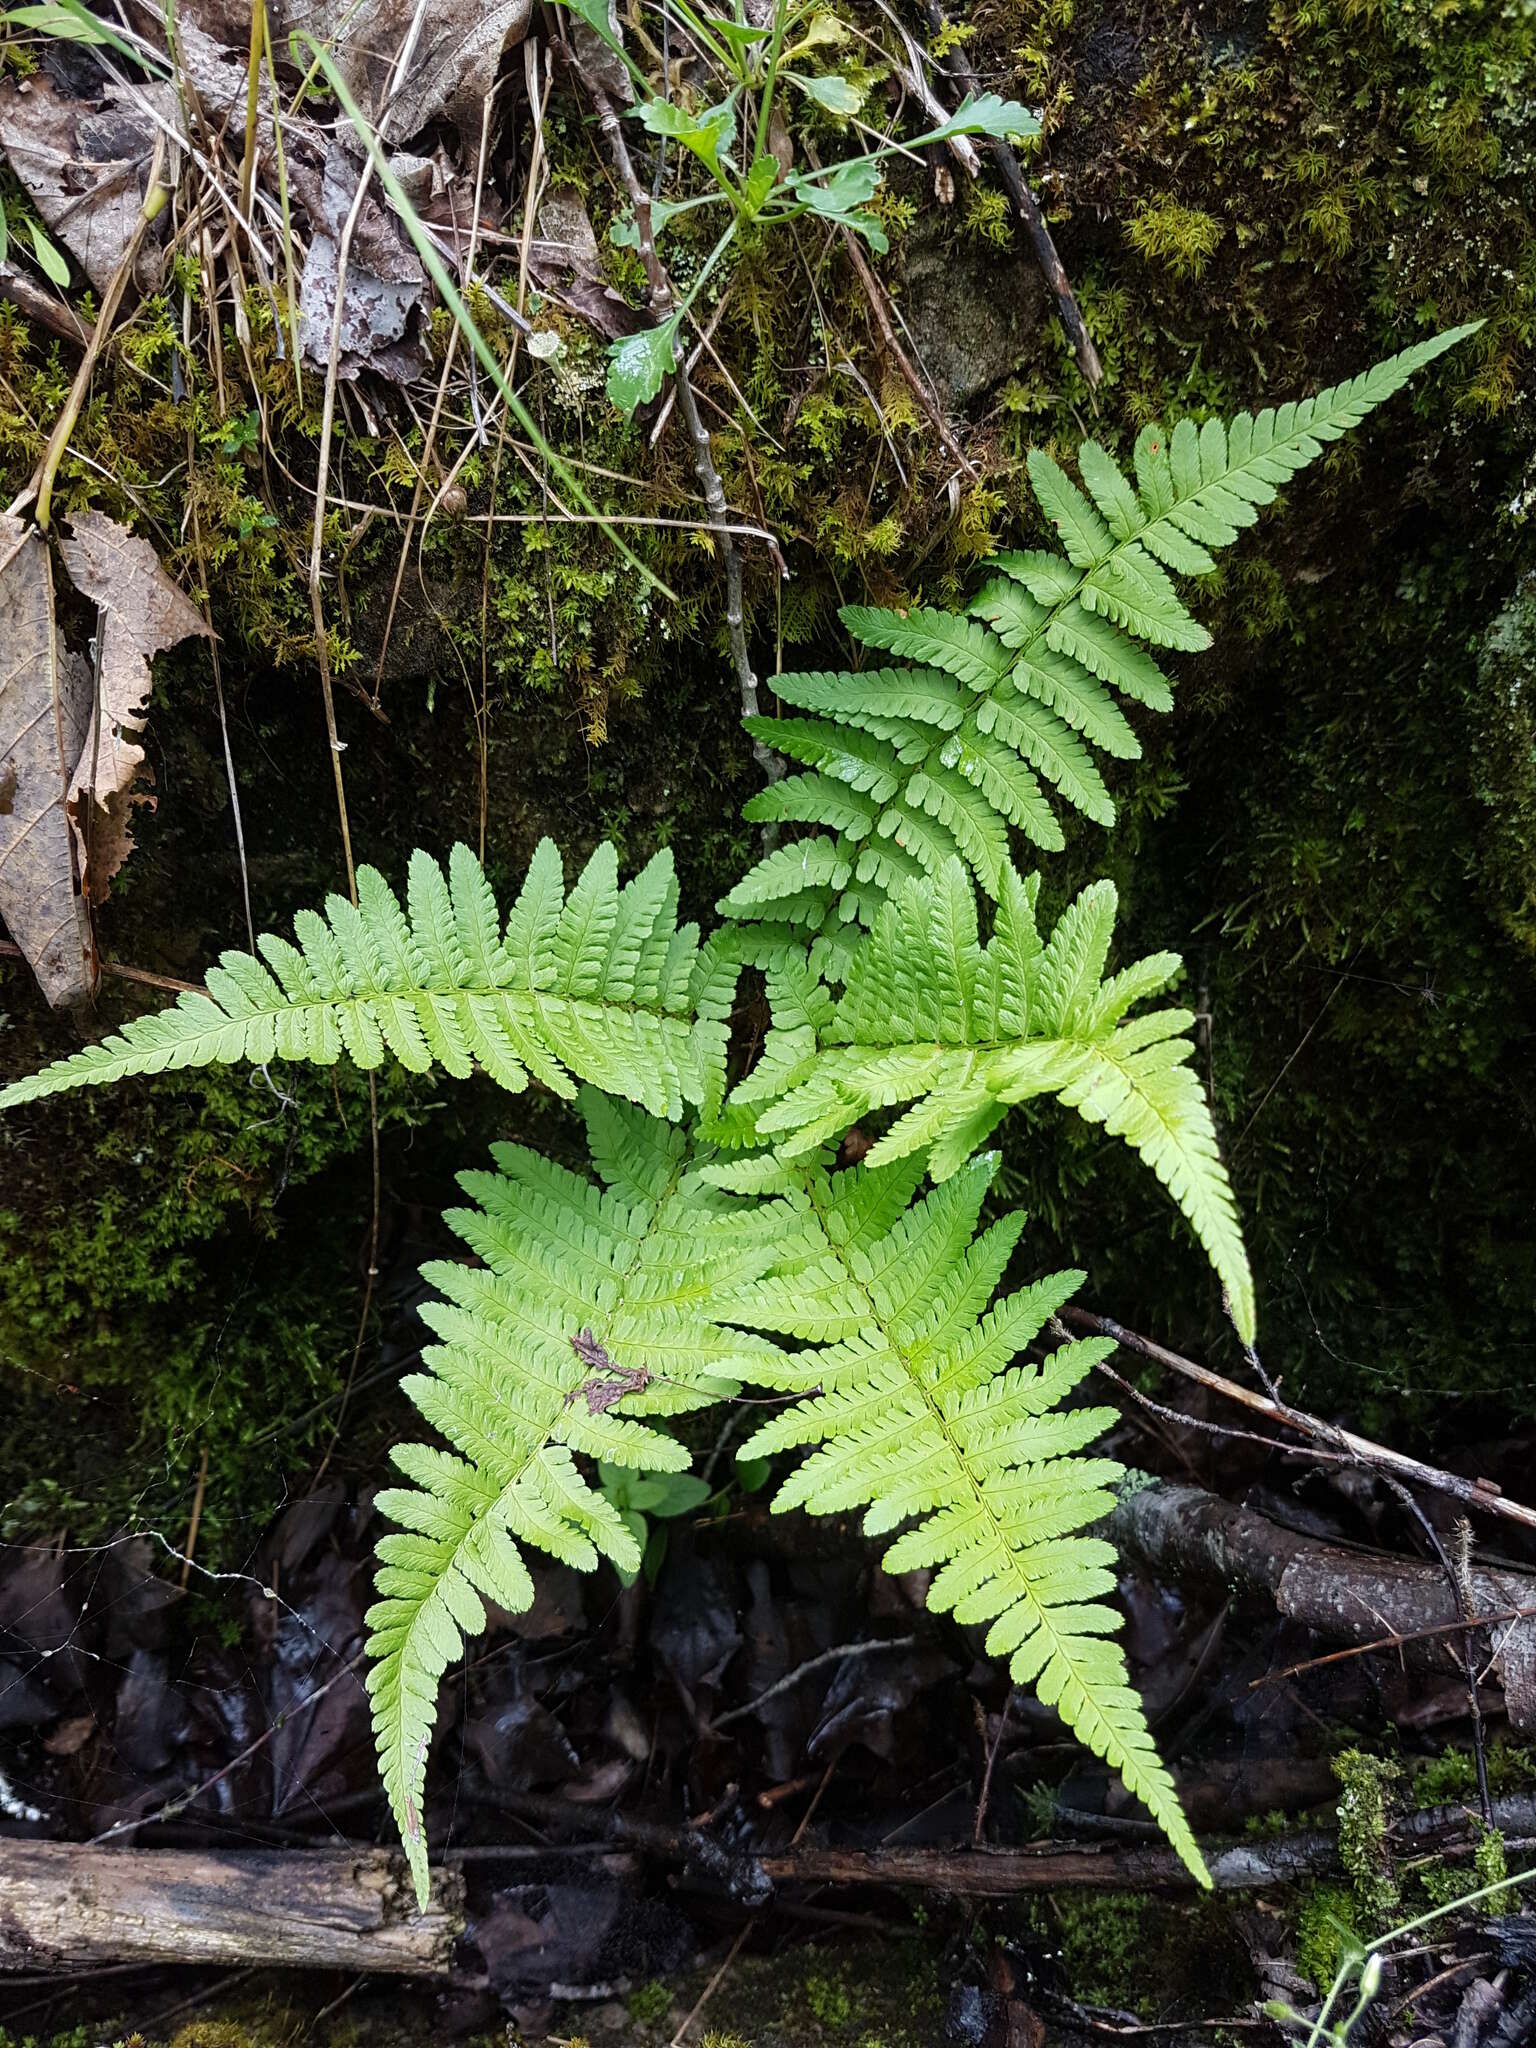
710,1636,916,1731
1062,1306,1536,1535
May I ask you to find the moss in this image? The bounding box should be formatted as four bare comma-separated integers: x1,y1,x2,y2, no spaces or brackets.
804,1971,855,2027
1124,198,1226,278
1334,1750,1401,1928
628,1981,674,2027
1295,1883,1362,1993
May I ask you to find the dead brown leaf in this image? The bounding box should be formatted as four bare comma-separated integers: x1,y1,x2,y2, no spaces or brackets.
0,74,177,292
56,512,213,905
0,514,93,1007
286,0,533,144
43,1712,98,1757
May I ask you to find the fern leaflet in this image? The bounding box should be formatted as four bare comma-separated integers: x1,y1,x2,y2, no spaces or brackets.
368,1088,790,1905
726,856,1255,1341
704,1146,1210,1883
722,325,1477,952
0,840,718,1120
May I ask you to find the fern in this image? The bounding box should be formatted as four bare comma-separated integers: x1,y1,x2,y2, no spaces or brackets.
704,1145,1210,1885
368,1088,790,1906
0,840,720,1121
721,325,1478,953
725,856,1255,1341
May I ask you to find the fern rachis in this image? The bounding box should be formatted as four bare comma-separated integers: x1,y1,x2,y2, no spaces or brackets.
706,1147,1211,1885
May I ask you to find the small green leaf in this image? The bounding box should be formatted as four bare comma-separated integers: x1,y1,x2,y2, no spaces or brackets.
737,1455,772,1494
789,158,889,251
790,71,865,116
606,315,681,417
609,196,695,248
634,94,738,178
740,153,780,220
923,93,1040,144
784,12,850,59
27,219,69,286
2,2,109,37
647,1473,712,1519
0,196,8,266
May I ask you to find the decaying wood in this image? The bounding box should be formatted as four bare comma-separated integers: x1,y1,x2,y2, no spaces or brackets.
1111,1480,1536,1725
0,1843,463,1975
759,1793,1536,1895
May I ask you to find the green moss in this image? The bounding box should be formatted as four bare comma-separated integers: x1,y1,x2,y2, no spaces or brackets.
1334,1750,1401,1927
628,1981,674,2027
804,1970,854,2027
1124,198,1225,278
1295,1883,1362,1993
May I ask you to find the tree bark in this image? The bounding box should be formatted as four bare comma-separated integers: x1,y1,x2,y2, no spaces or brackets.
1110,1481,1536,1727
0,1843,463,1975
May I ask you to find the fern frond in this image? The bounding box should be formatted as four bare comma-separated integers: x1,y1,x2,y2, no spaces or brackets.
725,327,1477,948
367,1088,792,1906
732,857,1255,1341
718,1151,1209,1883
1,842,712,1120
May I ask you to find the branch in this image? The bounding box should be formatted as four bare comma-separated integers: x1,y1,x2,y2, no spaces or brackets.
1063,1306,1536,1536
1109,1478,1536,1728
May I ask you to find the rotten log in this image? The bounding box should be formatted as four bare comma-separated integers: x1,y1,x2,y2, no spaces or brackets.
1111,1481,1536,1727
0,1843,463,1975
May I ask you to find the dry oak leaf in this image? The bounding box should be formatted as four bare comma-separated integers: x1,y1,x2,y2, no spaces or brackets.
0,514,93,1008
56,512,213,905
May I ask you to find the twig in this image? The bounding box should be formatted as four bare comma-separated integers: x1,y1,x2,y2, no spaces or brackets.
670,1923,750,2048
921,2,1102,388
177,1444,210,1590
89,1652,367,1845
570,58,785,801
973,1687,1013,1845
1063,1306,1536,1535
0,938,199,995
711,1636,917,1731
1251,1600,1536,1690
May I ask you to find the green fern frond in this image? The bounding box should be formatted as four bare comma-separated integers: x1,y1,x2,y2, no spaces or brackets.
730,857,1254,1341
716,1150,1209,1883
367,1088,792,1906
722,326,1478,950
0,841,712,1120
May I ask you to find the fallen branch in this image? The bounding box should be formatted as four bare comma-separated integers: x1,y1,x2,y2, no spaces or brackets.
0,1844,463,1975
470,1790,1536,1897
0,263,95,349
1109,1479,1536,1727
1063,1306,1536,1536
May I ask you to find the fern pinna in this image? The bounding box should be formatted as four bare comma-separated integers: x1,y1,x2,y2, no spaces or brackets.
704,1145,1208,1884
0,326,1478,1907
721,324,1479,969
368,1087,789,1905
0,840,720,1118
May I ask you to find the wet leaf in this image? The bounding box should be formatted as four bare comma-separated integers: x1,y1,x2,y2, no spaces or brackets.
606,314,680,416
